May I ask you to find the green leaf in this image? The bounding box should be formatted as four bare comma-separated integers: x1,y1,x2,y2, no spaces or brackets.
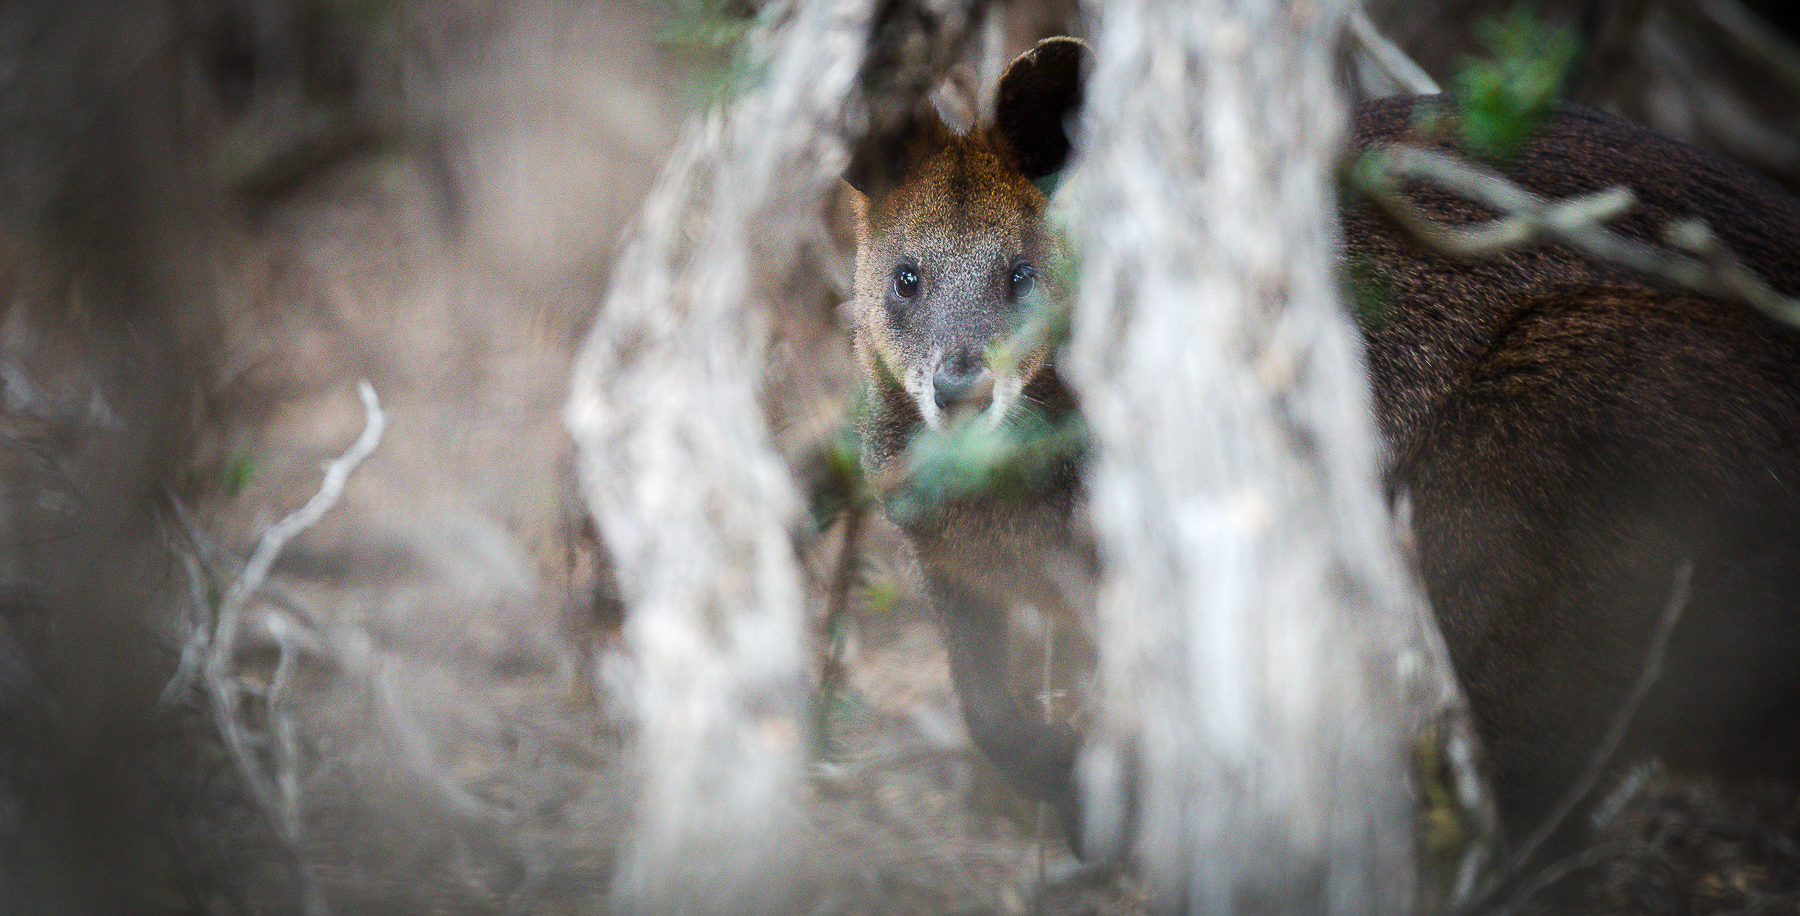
804,391,873,533
885,407,1089,526
651,0,770,110
1452,5,1579,161
221,449,258,500
1344,252,1393,331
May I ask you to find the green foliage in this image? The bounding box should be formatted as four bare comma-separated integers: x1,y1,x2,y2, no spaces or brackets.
652,0,769,109
989,211,1078,381
1412,723,1491,901
1453,5,1579,161
894,213,1085,526
810,686,863,761
862,567,904,617
884,408,1088,526
800,204,1090,757
984,294,1068,387
221,448,259,500
810,606,864,761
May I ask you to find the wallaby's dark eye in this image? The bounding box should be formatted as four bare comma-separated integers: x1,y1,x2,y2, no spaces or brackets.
892,265,920,300
1009,263,1037,301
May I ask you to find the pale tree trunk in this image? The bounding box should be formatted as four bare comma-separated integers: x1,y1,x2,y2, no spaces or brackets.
564,123,813,915
562,1,974,912
1063,0,1486,912
561,31,834,916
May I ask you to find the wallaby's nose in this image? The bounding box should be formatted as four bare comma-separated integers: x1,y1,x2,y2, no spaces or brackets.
934,353,994,413
934,368,977,409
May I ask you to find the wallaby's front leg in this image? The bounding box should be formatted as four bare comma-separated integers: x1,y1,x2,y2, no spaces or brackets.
930,575,1083,849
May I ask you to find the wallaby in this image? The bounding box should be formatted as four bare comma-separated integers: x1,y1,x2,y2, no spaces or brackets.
845,36,1800,857
846,37,1093,840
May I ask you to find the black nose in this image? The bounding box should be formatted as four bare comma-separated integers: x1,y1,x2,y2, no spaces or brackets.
934,365,980,409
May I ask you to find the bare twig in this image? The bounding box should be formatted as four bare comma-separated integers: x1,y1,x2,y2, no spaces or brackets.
1685,0,1800,98
208,380,385,666
159,491,332,707
1465,561,1694,915
1346,8,1441,97
196,379,385,916
1032,613,1056,914
1491,840,1646,915
266,612,307,843
1361,143,1800,327
158,545,214,708
162,489,327,632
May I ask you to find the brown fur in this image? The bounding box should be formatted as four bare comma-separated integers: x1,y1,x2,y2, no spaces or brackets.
847,38,1092,842
850,49,1800,858
1348,96,1800,843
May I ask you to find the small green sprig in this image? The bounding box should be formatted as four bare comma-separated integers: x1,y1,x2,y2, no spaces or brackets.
884,407,1089,526
1453,6,1579,162
653,0,771,109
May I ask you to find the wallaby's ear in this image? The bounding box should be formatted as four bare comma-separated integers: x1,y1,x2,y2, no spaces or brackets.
991,37,1091,181
845,104,953,198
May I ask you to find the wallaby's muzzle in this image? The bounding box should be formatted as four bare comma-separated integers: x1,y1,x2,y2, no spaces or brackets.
933,350,996,420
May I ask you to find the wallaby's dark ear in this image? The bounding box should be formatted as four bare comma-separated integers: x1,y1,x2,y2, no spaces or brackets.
992,37,1091,181
845,104,952,198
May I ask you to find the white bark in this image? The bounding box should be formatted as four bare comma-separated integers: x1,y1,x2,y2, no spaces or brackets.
1062,0,1480,911
563,2,871,911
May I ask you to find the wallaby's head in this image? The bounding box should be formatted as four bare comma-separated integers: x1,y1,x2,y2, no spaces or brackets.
845,37,1088,431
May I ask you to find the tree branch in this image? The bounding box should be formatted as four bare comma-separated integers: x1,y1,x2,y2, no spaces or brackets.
1347,7,1441,97
1466,561,1694,915
1360,143,1800,327
190,379,385,916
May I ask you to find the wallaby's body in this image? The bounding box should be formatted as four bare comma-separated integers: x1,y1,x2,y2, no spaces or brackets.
848,38,1093,831
1348,96,1800,836
848,40,1800,853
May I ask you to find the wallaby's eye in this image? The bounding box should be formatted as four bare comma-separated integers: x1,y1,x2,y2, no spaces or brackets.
1009,263,1037,301
892,265,920,300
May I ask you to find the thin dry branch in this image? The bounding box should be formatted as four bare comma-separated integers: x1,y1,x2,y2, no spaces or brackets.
1469,561,1694,916
158,543,214,708
160,391,513,836
193,379,385,916
265,611,307,844
1493,839,1644,914
1684,0,1800,99
815,504,866,750
1361,143,1800,327
202,380,383,826
1347,7,1441,96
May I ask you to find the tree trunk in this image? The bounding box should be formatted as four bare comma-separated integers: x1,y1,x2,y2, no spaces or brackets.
564,1,923,911
564,102,812,916
1062,0,1487,911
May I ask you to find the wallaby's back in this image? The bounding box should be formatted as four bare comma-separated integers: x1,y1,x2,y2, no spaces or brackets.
1346,97,1800,837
